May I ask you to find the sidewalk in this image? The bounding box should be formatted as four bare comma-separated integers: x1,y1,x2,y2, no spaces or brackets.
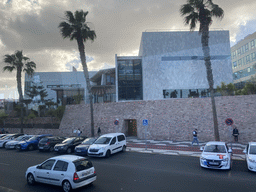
126,138,246,160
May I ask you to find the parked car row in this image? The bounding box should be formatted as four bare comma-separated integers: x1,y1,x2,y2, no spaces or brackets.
0,132,127,158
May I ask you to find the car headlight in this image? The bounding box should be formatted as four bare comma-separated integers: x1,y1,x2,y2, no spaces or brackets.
223,157,229,162
249,157,255,163
201,156,206,160
100,147,106,151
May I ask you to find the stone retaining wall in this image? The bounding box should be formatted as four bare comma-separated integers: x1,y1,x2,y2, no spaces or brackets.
4,95,256,143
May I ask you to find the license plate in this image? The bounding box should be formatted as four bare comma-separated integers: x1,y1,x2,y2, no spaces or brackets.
76,149,81,152
39,147,43,149
16,146,20,149
209,162,219,165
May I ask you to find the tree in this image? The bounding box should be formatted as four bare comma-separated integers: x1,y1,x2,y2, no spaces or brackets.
59,10,96,136
235,76,256,95
26,82,48,102
3,50,36,133
216,82,236,96
180,0,224,141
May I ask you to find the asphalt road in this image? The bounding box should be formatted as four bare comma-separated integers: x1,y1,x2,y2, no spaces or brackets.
0,149,255,192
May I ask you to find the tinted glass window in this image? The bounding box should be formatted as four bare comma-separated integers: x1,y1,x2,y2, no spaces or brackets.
110,137,116,145
82,138,96,145
204,145,226,153
117,135,125,142
249,145,256,155
95,137,111,144
53,160,68,171
74,159,93,172
41,160,56,170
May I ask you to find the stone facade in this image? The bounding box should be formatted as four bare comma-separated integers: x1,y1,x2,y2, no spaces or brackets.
5,95,256,143
59,95,256,143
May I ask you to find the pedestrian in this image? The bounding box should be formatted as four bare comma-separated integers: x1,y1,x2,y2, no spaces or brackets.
232,126,239,142
77,128,82,137
1,128,5,134
192,129,199,145
97,127,101,137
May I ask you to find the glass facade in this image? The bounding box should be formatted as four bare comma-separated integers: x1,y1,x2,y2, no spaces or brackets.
163,88,220,99
118,59,143,101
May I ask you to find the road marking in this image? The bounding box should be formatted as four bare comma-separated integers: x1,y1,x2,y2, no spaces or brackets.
0,163,10,166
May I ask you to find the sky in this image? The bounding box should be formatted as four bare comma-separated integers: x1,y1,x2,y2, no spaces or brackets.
0,0,256,99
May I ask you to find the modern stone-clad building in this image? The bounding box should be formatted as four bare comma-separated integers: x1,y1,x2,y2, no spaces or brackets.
116,30,233,102
231,31,256,88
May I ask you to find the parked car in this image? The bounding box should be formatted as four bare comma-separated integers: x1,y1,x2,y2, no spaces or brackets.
16,134,52,151
25,155,96,192
200,141,232,170
75,137,97,156
88,133,126,158
38,136,66,152
0,133,24,148
0,134,7,138
54,136,86,154
243,142,256,172
5,135,34,149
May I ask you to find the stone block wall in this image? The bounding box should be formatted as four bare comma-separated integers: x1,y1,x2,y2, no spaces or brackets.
59,95,256,143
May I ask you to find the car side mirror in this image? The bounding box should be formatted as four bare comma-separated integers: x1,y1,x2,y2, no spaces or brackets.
200,146,204,151
243,149,247,154
228,149,232,153
36,165,42,169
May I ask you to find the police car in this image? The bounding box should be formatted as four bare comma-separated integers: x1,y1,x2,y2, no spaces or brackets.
200,141,232,170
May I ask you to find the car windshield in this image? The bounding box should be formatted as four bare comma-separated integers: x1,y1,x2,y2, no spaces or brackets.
14,136,25,141
28,136,39,141
1,135,13,140
82,138,96,145
94,137,111,144
40,138,49,142
249,145,256,155
204,144,226,153
62,138,75,144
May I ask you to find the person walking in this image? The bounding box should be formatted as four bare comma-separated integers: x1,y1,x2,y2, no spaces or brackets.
77,128,82,137
232,126,239,142
97,127,101,137
192,129,199,145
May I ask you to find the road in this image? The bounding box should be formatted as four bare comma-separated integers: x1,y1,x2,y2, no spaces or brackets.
0,149,255,192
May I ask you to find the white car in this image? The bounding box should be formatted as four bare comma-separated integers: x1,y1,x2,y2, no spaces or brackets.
200,141,232,170
88,133,126,158
243,142,256,172
5,135,33,149
25,155,96,192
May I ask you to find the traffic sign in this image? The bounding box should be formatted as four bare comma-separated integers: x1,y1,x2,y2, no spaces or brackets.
143,119,148,126
114,120,119,125
225,118,234,126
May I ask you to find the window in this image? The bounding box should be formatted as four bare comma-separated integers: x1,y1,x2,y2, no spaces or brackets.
248,67,251,73
117,135,125,142
53,160,68,171
252,52,256,61
74,159,93,172
246,55,251,64
238,59,242,67
41,160,56,170
245,43,249,52
233,61,237,68
251,40,255,49
110,137,116,145
237,48,241,56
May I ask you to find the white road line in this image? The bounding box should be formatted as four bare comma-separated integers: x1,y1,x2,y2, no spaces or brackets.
0,163,10,166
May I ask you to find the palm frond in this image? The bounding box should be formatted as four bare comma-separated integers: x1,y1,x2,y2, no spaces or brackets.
3,65,15,72
211,4,224,19
180,4,194,16
82,29,96,42
59,22,74,39
65,11,75,24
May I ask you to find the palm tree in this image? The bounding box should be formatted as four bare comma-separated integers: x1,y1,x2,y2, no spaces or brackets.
59,10,96,137
3,50,36,133
180,0,224,141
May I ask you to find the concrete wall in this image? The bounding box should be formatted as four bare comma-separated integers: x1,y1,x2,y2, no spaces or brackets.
58,95,256,143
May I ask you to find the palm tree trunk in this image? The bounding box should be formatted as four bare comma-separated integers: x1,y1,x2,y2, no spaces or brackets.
201,28,220,141
17,67,24,134
77,37,95,137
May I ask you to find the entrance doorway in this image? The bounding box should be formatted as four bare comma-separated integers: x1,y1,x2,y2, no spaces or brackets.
126,119,137,136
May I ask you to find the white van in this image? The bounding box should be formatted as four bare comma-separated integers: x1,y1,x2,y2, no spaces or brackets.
88,133,126,158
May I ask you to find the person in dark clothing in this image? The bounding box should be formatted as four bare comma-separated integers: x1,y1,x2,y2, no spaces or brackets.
97,127,101,136
192,129,199,145
232,126,239,142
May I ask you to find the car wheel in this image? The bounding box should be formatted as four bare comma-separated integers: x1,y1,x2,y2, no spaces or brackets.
49,146,54,152
28,145,34,151
62,180,72,192
105,150,111,158
3,142,6,148
122,145,126,152
27,173,35,185
67,148,72,154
